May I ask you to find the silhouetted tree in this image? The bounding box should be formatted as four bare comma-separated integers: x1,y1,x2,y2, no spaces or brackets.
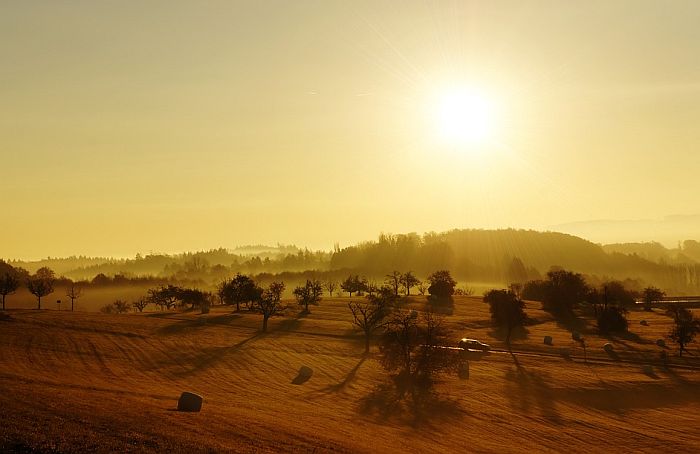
132,297,149,312
178,288,209,310
426,270,456,300
379,309,462,401
0,272,20,310
324,279,337,298
667,305,700,356
601,281,637,309
293,279,323,313
348,287,395,353
341,274,367,297
27,267,55,310
218,273,257,311
483,289,527,346
416,280,427,295
525,269,590,316
251,281,285,332
65,283,82,312
146,285,182,310
385,271,402,296
642,286,665,311
597,305,628,334
400,271,419,296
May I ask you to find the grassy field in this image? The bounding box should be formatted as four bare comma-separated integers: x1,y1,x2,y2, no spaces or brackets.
1,296,699,452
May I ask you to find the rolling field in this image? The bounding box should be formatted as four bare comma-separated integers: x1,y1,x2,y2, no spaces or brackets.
1,296,699,453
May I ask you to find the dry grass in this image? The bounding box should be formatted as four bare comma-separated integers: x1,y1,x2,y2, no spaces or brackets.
1,296,699,452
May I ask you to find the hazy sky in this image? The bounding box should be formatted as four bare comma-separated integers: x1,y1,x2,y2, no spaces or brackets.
3,1,700,259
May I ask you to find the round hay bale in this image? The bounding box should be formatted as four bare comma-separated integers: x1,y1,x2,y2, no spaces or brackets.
571,331,582,342
177,392,203,412
656,339,666,348
640,320,648,326
603,342,614,353
292,365,313,385
543,336,553,346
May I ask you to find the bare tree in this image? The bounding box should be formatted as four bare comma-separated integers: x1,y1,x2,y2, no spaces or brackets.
65,283,82,312
27,267,55,310
348,298,389,353
132,297,149,312
416,280,427,296
324,279,337,298
385,271,402,296
0,272,20,310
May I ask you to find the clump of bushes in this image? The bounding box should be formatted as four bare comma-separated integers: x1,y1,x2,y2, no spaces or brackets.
100,299,131,314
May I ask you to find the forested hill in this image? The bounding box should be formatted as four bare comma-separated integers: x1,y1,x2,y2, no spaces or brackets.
329,229,699,292
5,229,700,293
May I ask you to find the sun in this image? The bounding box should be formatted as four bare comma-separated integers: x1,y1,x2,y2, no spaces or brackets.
433,88,496,147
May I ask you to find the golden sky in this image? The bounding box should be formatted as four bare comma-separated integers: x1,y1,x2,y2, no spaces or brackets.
2,1,700,259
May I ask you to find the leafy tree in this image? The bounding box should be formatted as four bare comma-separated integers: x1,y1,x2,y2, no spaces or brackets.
524,269,590,316
178,288,209,311
251,281,285,332
0,272,20,311
601,281,637,309
385,271,402,296
293,279,323,313
27,267,55,310
642,286,665,311
218,273,258,311
400,271,419,296
597,305,628,334
667,306,700,356
65,283,82,312
483,289,527,346
324,279,337,298
379,310,463,401
341,274,363,297
426,270,456,300
146,285,182,310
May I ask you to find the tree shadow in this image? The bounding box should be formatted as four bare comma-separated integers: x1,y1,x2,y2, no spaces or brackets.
156,313,242,335
152,332,262,376
552,310,589,336
504,365,562,424
316,356,367,393
488,325,529,343
359,381,462,427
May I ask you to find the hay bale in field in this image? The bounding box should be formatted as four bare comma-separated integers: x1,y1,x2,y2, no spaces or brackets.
177,392,203,412
656,339,666,348
603,343,614,353
543,336,553,346
571,331,582,342
292,366,313,385
640,320,648,326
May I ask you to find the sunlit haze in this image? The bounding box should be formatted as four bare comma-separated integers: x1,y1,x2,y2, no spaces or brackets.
3,1,700,259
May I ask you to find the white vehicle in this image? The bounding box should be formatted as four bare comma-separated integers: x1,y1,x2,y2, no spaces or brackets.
458,338,491,352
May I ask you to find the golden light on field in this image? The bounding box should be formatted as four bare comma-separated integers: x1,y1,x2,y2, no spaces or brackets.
433,87,497,148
